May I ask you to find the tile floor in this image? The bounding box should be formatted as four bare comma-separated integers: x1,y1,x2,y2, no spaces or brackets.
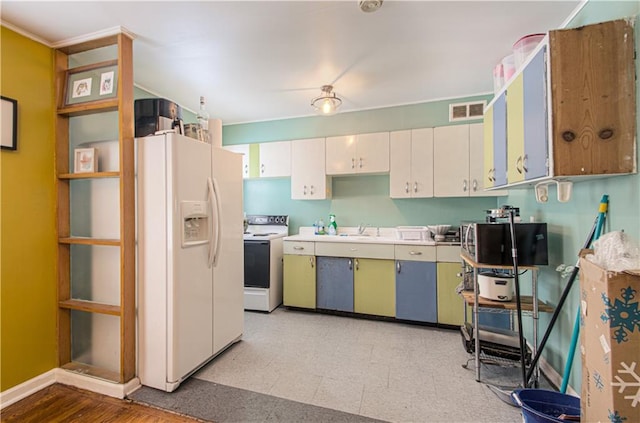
193,307,529,422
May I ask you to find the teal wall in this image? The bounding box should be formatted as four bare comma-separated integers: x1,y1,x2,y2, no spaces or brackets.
222,1,640,394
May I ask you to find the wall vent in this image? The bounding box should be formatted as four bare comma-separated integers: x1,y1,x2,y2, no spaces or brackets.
449,101,486,122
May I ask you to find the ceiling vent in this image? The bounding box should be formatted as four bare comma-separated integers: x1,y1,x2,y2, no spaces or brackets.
449,101,486,122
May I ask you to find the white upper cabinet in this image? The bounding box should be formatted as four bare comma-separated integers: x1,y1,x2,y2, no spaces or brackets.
291,137,331,200
326,132,389,175
390,128,434,198
434,124,507,197
224,144,251,178
259,141,291,178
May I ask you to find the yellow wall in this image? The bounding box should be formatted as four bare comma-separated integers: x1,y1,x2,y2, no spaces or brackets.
1,26,57,391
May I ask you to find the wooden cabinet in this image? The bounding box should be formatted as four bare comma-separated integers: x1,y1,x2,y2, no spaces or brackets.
389,128,434,198
259,140,291,178
54,33,135,383
434,124,507,197
283,241,316,309
291,137,331,200
316,257,353,312
354,258,395,317
485,19,636,189
326,132,389,175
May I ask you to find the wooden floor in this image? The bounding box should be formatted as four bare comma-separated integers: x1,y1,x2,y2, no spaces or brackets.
0,383,205,423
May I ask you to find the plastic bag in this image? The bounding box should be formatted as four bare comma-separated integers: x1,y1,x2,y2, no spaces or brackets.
585,231,640,271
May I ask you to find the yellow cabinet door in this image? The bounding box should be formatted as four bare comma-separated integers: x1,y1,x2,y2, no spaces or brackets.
283,255,316,309
436,262,465,326
354,259,395,317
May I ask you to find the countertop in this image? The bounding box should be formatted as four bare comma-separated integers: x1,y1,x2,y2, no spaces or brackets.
284,227,460,247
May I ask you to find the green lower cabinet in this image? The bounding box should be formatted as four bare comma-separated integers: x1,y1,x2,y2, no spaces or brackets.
354,258,395,317
436,262,465,326
283,254,316,309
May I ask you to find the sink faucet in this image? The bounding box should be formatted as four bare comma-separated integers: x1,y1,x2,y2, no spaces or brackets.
358,223,369,235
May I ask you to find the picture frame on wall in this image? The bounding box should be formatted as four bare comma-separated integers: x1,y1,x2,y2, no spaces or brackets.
1,96,18,151
65,62,118,106
74,147,98,173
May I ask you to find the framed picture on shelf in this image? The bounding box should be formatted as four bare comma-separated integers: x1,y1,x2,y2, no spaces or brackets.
65,63,118,106
74,148,98,173
1,96,18,150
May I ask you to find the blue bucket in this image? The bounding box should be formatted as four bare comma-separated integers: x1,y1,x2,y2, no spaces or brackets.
511,389,580,423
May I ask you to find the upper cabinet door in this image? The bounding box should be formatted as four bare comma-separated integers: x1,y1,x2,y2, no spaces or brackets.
410,128,434,198
356,132,389,174
291,137,330,200
507,72,525,185
389,130,412,198
522,46,549,181
469,123,507,197
259,141,291,178
326,135,357,175
433,125,469,197
224,144,250,178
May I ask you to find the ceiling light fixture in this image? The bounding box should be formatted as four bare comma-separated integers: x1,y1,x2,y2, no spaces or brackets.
311,85,342,116
358,0,383,13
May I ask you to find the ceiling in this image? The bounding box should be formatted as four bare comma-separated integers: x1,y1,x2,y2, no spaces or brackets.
1,1,582,125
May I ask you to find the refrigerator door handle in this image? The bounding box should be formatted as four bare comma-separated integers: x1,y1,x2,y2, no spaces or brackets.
207,178,216,267
210,177,223,266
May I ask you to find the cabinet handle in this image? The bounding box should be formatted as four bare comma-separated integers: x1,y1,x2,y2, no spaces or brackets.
413,182,418,193
599,128,613,140
409,251,422,255
523,154,529,174
463,179,468,192
303,185,307,195
309,256,314,268
349,259,353,270
562,131,576,142
293,246,304,250
351,158,355,169
405,182,409,194
261,163,265,174
516,156,523,174
310,185,314,195
350,247,358,251
396,261,401,274
359,157,363,168
354,258,359,270
472,179,478,192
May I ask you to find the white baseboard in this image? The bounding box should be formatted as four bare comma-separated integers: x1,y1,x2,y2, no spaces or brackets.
0,368,141,410
539,355,579,397
0,369,57,409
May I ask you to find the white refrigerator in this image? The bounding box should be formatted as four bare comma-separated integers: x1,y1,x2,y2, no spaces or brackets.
137,132,244,392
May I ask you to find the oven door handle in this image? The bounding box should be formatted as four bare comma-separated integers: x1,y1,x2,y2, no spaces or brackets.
207,177,222,267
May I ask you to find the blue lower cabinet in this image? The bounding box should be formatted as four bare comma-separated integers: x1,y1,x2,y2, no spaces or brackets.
395,261,437,323
316,256,354,312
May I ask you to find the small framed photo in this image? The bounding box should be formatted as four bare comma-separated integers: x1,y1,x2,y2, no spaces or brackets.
1,96,18,151
74,148,98,173
65,62,118,106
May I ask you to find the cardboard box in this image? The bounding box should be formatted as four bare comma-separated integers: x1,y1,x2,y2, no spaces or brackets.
579,256,640,423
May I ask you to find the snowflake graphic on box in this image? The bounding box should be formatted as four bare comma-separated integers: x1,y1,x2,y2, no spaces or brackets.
608,409,627,423
611,362,640,409
601,286,640,344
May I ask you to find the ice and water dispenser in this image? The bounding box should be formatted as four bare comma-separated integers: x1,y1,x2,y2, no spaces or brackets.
181,201,209,247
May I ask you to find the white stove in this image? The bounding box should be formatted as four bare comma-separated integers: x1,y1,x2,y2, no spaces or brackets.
243,215,289,312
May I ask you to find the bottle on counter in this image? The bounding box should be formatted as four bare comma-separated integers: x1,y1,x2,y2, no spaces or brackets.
328,214,337,235
317,219,325,235
196,96,210,143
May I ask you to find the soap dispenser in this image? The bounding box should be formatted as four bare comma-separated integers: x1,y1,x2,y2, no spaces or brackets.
328,214,337,235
